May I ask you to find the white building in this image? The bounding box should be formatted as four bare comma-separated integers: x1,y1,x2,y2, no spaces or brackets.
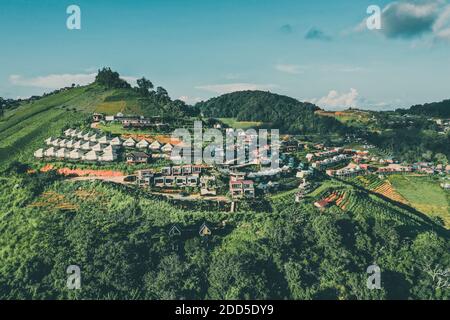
136,139,150,149
110,137,122,146
92,143,104,152
45,137,53,145
34,148,44,158
56,148,69,158
73,140,82,149
70,130,79,138
83,150,99,161
98,136,110,144
51,139,60,147
99,150,117,162
89,134,99,142
66,140,75,149
44,147,56,157
81,141,94,151
123,137,136,148
59,139,68,148
69,149,84,160
161,143,173,153
150,140,161,150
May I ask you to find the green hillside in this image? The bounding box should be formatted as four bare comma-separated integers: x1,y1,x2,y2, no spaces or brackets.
197,90,349,134
0,171,448,300
0,69,195,170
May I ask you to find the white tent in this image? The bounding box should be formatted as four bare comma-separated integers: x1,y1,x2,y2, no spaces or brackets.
66,140,75,149
73,140,82,149
82,132,91,141
98,136,110,144
45,137,53,145
136,139,150,149
34,148,44,158
123,137,136,147
81,141,93,150
110,137,122,146
51,139,60,147
64,128,73,136
56,148,69,158
69,149,84,160
44,147,56,157
99,150,117,162
102,145,116,153
92,143,104,152
89,134,99,142
149,140,161,150
83,150,99,161
59,139,68,147
70,130,79,138
77,131,85,139
161,143,173,153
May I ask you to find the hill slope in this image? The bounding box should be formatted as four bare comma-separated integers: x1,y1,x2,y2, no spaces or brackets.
0,173,448,299
397,99,450,118
0,79,194,169
197,91,349,134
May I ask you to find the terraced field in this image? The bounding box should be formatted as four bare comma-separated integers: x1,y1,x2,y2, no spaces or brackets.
389,175,450,228
355,175,409,205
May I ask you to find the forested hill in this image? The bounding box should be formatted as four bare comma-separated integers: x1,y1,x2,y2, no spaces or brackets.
397,99,450,118
197,91,348,134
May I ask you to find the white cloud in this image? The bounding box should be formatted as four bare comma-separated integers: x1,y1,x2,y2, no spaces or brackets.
433,4,450,41
178,95,204,104
195,83,278,94
312,88,359,109
354,1,450,42
9,73,96,89
275,64,304,74
9,73,138,89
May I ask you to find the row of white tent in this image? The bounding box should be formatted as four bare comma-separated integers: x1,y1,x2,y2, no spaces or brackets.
34,147,117,162
122,137,174,152
63,128,173,152
45,138,121,152
63,129,122,145
46,136,122,148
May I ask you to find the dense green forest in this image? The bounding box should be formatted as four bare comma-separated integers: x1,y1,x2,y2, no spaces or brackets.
197,91,348,134
0,168,448,299
397,99,450,118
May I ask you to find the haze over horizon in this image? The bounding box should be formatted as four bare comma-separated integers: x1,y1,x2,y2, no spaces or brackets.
1,0,450,111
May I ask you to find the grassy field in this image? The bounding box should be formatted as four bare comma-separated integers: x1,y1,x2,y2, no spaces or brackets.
219,118,263,130
388,175,450,227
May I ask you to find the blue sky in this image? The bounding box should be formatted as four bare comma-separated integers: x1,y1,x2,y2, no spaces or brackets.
1,0,450,110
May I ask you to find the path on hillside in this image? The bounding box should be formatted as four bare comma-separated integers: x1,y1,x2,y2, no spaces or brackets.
69,175,130,184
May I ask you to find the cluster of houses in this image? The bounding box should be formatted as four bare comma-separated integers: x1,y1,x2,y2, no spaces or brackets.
326,163,368,178
134,165,218,196
229,172,255,199
34,129,120,162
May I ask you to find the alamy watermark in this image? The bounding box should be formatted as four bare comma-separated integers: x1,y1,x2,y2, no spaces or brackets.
367,264,381,290
66,265,81,290
66,5,81,30
367,5,382,30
